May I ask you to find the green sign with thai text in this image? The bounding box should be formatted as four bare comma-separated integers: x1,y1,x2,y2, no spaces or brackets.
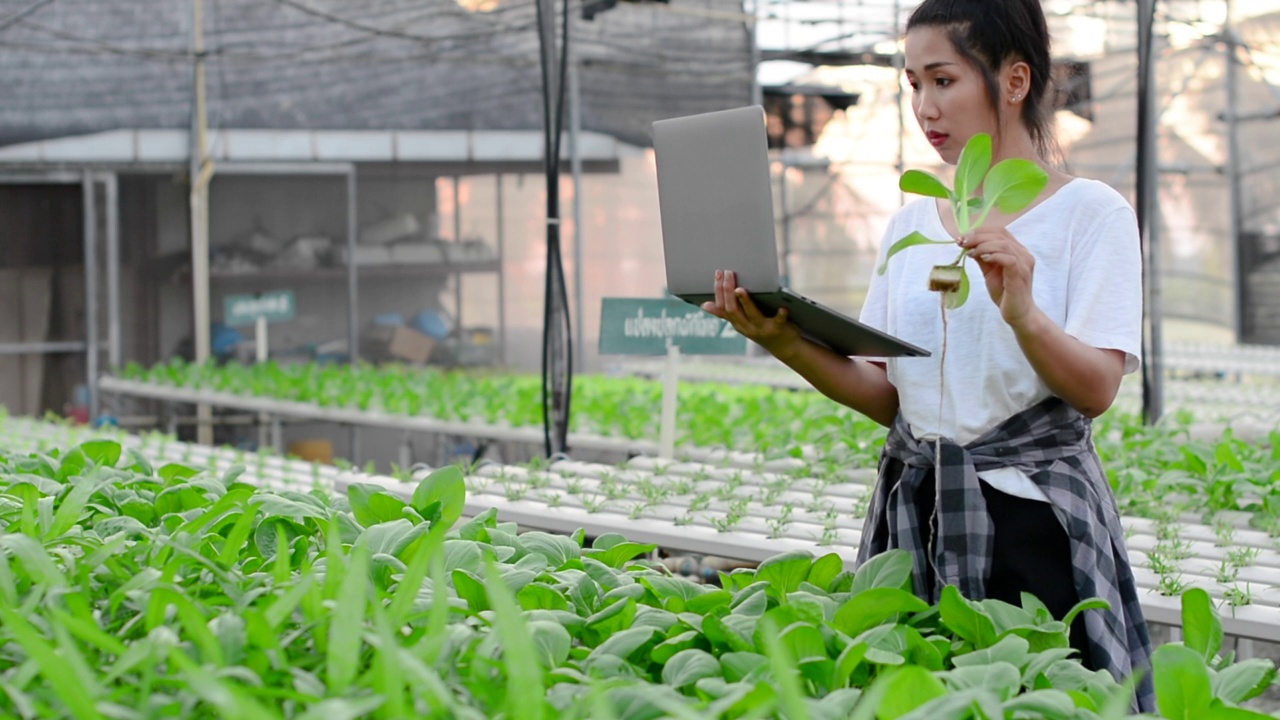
598,297,746,355
224,290,296,327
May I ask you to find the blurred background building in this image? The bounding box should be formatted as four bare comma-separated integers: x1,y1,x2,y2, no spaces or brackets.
1,0,1278,418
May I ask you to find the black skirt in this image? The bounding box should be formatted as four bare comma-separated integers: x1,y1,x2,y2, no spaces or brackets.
908,467,1095,669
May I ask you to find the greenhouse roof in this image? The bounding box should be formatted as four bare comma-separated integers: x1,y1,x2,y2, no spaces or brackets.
0,0,755,149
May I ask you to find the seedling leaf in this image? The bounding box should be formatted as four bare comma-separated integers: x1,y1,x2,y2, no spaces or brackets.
1152,643,1213,719
876,232,953,275
981,158,1049,214
1180,588,1222,663
411,465,465,529
899,170,953,200
954,133,992,204
944,267,970,310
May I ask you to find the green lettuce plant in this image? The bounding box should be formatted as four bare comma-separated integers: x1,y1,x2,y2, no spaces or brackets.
876,133,1050,309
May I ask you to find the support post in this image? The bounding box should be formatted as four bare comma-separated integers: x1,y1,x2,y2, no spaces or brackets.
190,0,214,444
659,343,680,459
570,51,585,373
82,172,100,422
1136,0,1164,425
453,175,463,330
256,315,269,449
1225,0,1246,342
496,174,507,366
104,172,122,370
347,168,360,363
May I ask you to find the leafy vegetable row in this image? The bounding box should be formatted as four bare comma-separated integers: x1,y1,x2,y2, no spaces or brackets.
1,438,1277,719
119,360,1280,532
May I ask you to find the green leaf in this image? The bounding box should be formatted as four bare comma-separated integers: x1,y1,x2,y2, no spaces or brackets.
943,265,970,310
942,662,1022,701
759,616,810,720
980,158,1049,214
939,585,997,648
876,665,949,719
831,638,867,681
876,232,953,275
77,440,122,468
0,534,67,589
1211,659,1277,704
651,630,703,665
1152,643,1213,720
954,132,993,204
327,541,368,694
528,620,573,669
639,575,707,614
720,652,772,684
411,465,466,529
585,598,638,646
586,541,658,569
518,582,571,612
1203,706,1279,720
1180,588,1223,662
520,531,581,569
832,587,929,638
950,634,1029,669
899,170,953,200
1061,597,1111,630
360,518,430,559
484,557,546,720
347,483,407,528
442,539,483,575
1000,689,1078,720
253,517,305,562
849,550,914,595
589,626,662,665
755,550,812,600
0,605,104,720
157,463,199,485
45,471,95,538
807,553,844,593
453,569,490,613
662,649,722,690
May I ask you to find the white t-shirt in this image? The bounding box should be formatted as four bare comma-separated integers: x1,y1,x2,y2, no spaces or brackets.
859,178,1143,501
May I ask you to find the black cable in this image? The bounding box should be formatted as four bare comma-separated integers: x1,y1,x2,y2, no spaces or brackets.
536,0,576,456
536,0,556,457
552,0,573,450
0,0,55,34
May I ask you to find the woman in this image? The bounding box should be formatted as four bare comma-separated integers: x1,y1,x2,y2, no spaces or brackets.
703,0,1154,710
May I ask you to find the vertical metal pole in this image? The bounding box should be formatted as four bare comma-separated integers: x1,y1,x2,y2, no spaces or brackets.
748,0,761,107
496,174,507,366
82,172,100,422
894,0,905,206
190,0,213,444
350,424,360,467
1225,0,1246,341
453,175,463,330
569,52,585,373
347,167,359,362
104,172,122,370
346,167,359,464
1137,0,1164,424
779,158,790,287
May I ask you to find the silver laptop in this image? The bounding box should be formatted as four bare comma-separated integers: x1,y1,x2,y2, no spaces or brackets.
652,105,929,358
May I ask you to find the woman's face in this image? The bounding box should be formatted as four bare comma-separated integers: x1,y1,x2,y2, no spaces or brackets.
903,26,1000,165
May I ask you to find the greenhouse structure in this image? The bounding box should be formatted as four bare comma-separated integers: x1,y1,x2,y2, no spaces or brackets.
1,0,1280,717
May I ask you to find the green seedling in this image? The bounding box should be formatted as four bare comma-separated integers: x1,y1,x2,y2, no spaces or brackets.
877,133,1050,309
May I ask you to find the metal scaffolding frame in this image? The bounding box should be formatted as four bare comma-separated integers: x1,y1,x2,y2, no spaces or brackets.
0,170,121,422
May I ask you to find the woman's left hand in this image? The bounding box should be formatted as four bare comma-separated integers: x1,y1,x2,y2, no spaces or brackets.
959,228,1038,329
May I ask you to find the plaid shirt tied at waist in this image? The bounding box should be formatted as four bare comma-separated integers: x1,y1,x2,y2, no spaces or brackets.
855,396,1156,713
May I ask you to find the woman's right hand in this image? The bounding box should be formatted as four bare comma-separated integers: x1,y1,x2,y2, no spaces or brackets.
701,269,803,358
